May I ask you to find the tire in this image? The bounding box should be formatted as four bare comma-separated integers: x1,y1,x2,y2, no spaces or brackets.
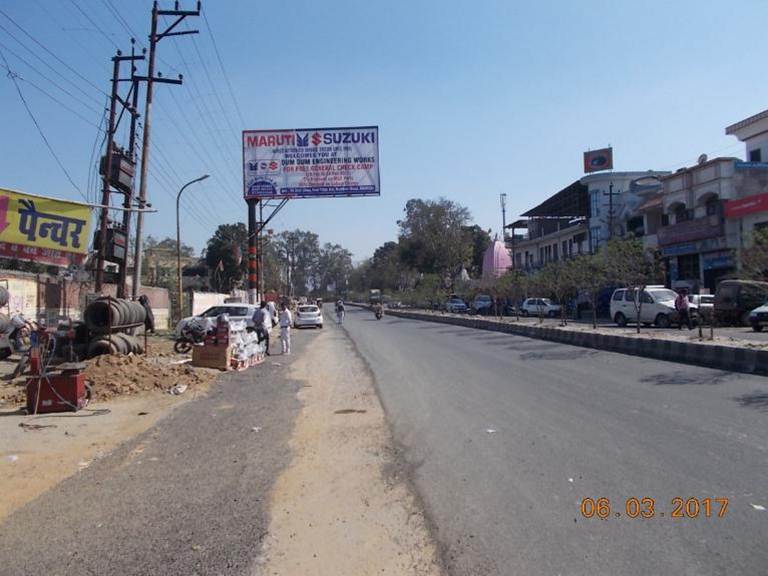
614,312,627,327
655,313,671,328
753,324,763,332
174,340,192,354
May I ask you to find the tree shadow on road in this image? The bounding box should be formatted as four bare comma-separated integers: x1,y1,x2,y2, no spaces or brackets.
733,391,768,412
519,349,598,361
639,371,735,386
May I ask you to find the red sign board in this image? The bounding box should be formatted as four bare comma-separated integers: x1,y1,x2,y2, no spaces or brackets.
583,147,613,173
725,193,768,218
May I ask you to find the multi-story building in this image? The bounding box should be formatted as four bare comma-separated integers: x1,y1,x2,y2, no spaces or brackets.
508,180,590,270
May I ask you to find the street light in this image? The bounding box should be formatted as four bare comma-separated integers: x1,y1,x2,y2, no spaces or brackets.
176,174,210,322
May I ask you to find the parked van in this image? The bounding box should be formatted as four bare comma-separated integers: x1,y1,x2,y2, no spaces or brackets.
610,286,696,328
714,279,768,326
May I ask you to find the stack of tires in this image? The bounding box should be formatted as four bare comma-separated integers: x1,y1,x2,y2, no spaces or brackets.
84,297,147,358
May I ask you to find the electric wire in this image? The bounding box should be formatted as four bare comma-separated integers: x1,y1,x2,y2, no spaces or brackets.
0,7,110,99
202,7,245,127
1,48,89,202
66,0,120,50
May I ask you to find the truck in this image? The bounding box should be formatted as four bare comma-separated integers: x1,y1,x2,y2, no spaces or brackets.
369,289,382,305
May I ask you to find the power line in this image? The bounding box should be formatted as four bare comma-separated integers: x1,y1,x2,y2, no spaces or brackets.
0,59,105,129
202,8,246,127
0,7,110,99
0,38,104,115
0,21,105,107
66,0,120,50
1,48,88,202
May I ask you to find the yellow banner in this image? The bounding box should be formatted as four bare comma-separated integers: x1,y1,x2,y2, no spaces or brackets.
0,188,92,263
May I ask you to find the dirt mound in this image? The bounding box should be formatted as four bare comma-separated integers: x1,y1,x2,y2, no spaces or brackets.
83,354,217,401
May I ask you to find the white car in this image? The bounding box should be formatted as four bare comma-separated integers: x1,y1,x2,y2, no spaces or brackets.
690,294,714,321
294,304,323,329
610,286,697,328
520,298,561,317
175,304,260,336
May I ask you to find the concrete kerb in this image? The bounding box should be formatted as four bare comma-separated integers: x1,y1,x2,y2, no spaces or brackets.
385,309,767,377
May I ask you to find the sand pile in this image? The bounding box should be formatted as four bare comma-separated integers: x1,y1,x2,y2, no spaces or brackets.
83,354,217,400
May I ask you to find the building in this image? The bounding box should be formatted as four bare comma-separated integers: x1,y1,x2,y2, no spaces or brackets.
508,180,590,270
580,171,669,252
653,157,738,291
725,109,768,243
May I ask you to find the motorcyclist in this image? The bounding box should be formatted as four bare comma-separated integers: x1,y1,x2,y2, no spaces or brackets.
373,301,383,319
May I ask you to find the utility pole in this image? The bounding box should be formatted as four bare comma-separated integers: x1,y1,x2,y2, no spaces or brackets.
603,182,621,241
247,198,259,304
95,48,144,294
132,0,200,299
500,193,507,246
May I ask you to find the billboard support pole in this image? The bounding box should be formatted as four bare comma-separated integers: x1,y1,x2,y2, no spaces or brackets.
247,198,259,304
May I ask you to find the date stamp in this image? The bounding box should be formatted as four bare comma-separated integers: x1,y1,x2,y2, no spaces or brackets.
580,497,729,520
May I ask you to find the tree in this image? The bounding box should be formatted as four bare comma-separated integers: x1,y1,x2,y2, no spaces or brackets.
496,269,527,320
603,238,664,333
205,223,248,293
317,243,353,297
535,261,578,326
569,253,608,329
461,225,492,278
397,198,472,275
739,228,768,280
273,230,320,296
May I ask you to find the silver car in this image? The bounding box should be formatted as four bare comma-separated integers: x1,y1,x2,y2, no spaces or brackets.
294,305,324,329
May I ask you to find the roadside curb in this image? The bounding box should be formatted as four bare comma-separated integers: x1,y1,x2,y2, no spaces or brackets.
384,310,768,377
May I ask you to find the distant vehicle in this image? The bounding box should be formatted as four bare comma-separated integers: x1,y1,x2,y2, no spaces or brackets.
748,302,768,331
610,286,697,328
369,289,382,305
689,294,714,321
471,294,493,315
445,296,468,313
175,304,259,336
520,298,561,318
715,279,768,326
294,305,324,329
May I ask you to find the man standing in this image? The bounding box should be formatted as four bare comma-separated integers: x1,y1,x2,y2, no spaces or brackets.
675,288,693,330
267,300,278,328
253,301,272,355
278,301,292,355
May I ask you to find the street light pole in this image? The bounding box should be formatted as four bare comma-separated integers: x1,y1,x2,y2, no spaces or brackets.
176,174,209,322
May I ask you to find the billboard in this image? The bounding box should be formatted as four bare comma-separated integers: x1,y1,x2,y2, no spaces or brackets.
583,147,613,173
243,126,380,200
0,188,92,266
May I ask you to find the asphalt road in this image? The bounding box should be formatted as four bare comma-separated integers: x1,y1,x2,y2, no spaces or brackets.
343,306,768,576
0,334,315,576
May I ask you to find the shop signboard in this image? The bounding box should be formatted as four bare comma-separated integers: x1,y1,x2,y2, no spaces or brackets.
725,192,768,218
243,126,380,200
0,188,92,266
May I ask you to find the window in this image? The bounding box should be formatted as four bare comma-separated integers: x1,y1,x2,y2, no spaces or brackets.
640,291,653,304
590,190,601,217
612,290,625,301
661,214,670,226
589,226,601,252
624,290,634,302
705,198,720,216
750,148,762,162
553,243,559,261
674,205,691,223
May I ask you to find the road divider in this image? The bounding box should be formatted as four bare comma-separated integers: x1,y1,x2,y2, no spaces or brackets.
383,310,768,376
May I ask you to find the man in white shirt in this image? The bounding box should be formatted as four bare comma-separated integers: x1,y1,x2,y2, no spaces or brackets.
278,301,293,354
253,301,272,355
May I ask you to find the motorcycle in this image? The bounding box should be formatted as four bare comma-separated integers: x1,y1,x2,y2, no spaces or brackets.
374,306,383,320
174,317,212,353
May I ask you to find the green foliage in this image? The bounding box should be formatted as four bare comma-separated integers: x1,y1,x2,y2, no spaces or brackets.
739,228,768,281
205,223,248,293
461,225,492,278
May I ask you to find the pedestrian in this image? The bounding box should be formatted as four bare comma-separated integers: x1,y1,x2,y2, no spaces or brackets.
253,301,272,355
336,299,345,324
279,301,292,354
267,300,278,328
675,288,693,330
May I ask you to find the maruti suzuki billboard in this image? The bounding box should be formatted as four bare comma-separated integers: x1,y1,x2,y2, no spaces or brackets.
243,126,380,200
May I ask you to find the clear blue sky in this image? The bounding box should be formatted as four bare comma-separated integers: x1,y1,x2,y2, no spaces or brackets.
1,0,766,262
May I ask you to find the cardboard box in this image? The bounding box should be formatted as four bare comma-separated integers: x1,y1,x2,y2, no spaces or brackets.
192,344,233,370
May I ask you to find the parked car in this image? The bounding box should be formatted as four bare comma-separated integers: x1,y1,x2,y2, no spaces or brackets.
689,294,714,321
294,304,323,329
445,296,468,313
610,286,697,328
748,302,768,331
714,279,768,326
175,304,259,336
520,298,561,317
471,294,494,315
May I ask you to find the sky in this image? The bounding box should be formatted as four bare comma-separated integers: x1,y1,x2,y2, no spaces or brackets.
1,0,767,263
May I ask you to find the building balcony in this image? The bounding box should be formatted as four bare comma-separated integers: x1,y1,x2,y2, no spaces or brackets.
657,215,723,246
